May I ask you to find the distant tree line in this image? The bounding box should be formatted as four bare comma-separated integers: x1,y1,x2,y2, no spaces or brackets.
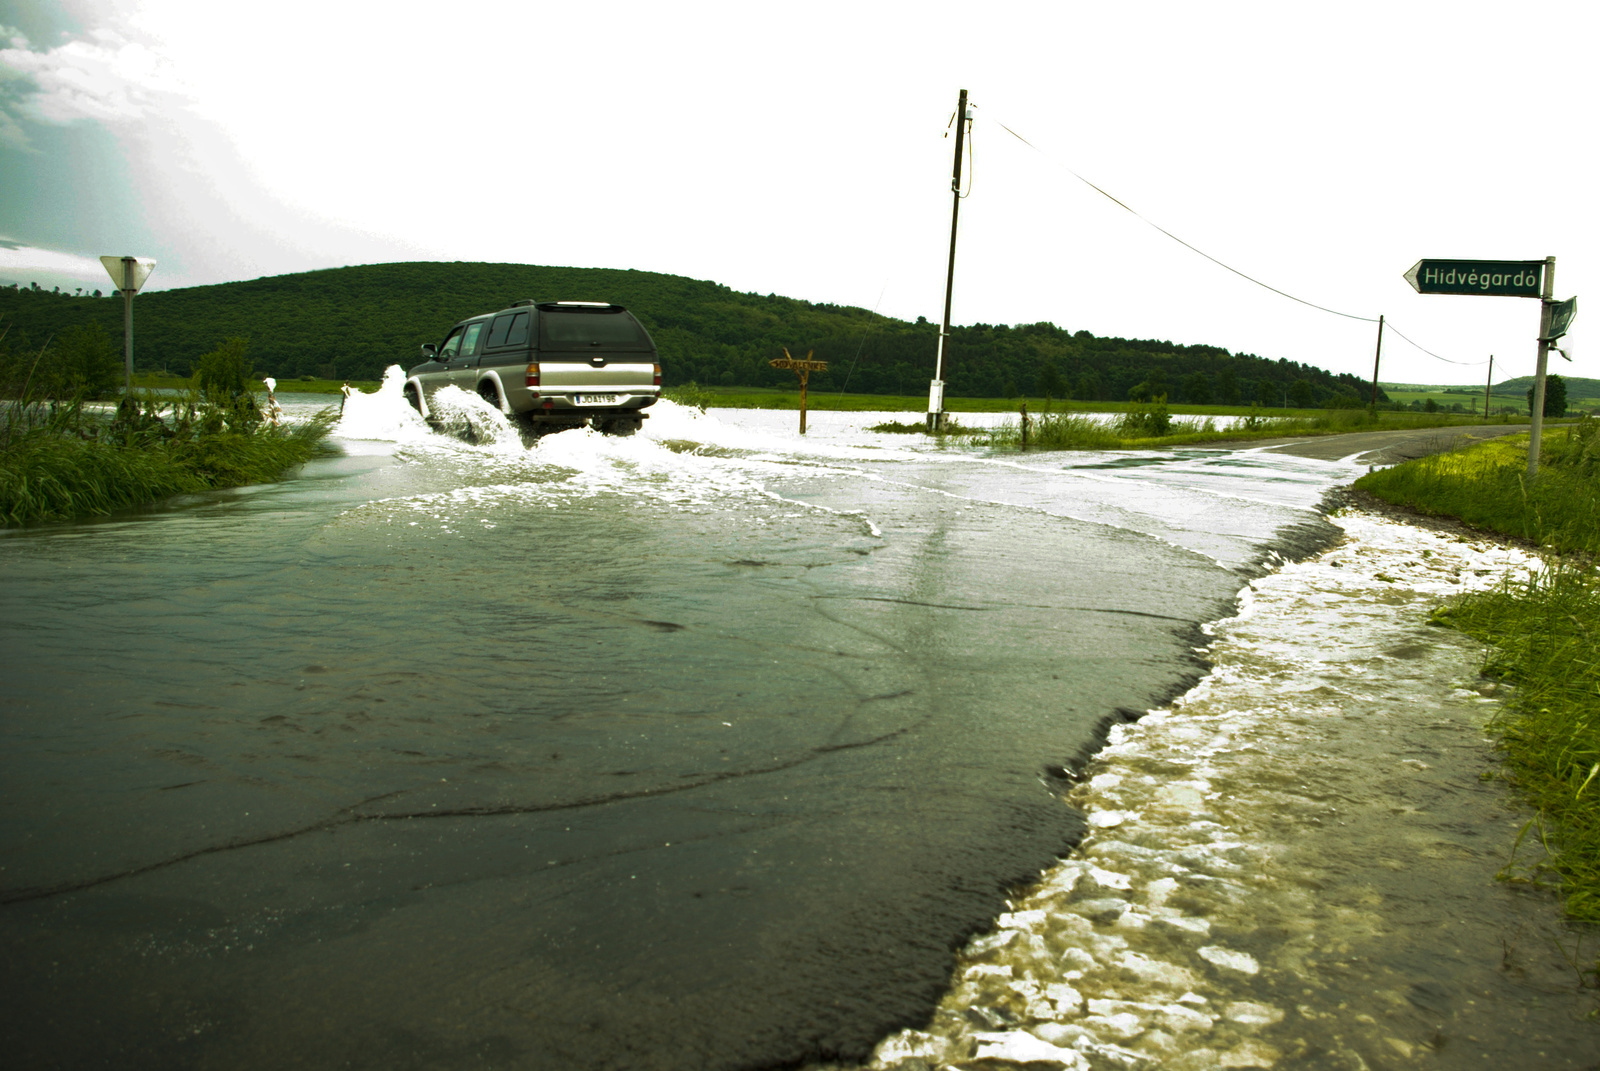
2,265,1384,405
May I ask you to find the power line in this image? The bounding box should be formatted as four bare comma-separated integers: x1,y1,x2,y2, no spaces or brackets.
836,281,890,394
1381,321,1485,367
989,116,1488,368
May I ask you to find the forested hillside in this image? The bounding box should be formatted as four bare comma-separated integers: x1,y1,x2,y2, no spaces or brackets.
2,263,1381,405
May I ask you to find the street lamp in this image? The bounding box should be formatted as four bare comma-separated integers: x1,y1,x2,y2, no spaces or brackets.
99,256,156,395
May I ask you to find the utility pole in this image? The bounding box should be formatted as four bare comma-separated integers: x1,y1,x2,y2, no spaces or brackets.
928,88,970,433
1484,355,1493,419
1369,314,1384,409
1528,257,1555,480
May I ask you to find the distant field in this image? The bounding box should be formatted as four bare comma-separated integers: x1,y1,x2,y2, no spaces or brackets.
132,372,383,395
682,385,1314,416
1380,381,1599,414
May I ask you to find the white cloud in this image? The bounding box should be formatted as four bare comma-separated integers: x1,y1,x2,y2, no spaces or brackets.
0,24,189,133
0,241,112,278
1,1,1594,386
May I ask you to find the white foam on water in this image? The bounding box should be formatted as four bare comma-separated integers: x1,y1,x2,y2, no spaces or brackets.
325,375,889,538
865,512,1550,1070
334,366,433,444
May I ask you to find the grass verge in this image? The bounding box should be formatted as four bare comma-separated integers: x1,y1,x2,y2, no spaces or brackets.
1364,416,1600,924
978,405,1514,451
1354,419,1600,557
1432,570,1600,923
2,393,338,526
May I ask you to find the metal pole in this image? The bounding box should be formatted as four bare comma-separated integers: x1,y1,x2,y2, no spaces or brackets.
122,289,133,395
1484,355,1493,420
928,88,968,433
1369,314,1384,409
799,370,809,435
1527,257,1555,480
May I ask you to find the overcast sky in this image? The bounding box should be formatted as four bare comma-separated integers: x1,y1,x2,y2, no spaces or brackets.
1,0,1592,386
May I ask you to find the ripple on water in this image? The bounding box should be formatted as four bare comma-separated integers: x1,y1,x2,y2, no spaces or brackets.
860,512,1600,1071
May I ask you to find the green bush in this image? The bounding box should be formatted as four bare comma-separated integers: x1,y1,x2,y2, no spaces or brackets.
1117,395,1172,437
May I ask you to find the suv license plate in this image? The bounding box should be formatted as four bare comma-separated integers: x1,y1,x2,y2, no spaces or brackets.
574,394,619,405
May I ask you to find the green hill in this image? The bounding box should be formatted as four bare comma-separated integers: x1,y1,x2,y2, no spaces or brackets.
2,263,1381,405
1492,375,1600,401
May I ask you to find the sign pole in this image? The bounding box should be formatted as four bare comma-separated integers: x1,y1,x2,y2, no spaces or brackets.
770,348,828,435
799,368,809,435
1484,355,1493,419
99,255,155,397
1527,256,1556,480
1369,314,1384,409
122,281,134,395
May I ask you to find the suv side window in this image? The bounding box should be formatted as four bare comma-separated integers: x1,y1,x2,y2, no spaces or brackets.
461,322,484,357
486,314,515,349
439,327,464,359
505,311,530,347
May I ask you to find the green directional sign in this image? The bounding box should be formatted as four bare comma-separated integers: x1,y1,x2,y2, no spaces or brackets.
1542,296,1577,341
1404,259,1544,297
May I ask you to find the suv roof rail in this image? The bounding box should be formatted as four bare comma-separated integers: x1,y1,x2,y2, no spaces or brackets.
511,299,538,307
537,301,623,312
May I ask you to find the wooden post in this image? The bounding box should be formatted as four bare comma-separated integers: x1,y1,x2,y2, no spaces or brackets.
770,348,828,435
1369,314,1384,409
1019,401,1030,449
798,368,809,435
1484,355,1493,420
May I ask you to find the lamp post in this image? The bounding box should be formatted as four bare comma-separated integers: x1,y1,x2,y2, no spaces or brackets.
99,256,156,395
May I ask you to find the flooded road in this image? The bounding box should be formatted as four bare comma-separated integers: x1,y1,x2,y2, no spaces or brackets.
863,514,1598,1070
1,381,1593,1068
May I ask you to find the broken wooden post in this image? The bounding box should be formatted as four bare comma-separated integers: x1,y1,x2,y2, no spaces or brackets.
768,348,829,434
1020,401,1030,449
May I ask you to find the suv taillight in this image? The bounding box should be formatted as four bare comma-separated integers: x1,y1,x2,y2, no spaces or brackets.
653,363,661,387
525,362,541,389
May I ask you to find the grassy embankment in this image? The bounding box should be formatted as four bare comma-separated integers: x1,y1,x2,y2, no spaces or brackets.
1,389,337,526
1356,420,1600,922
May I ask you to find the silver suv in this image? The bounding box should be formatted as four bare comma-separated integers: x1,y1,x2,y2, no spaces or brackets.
404,301,661,434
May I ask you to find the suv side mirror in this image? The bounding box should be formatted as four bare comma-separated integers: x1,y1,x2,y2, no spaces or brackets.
420,343,438,359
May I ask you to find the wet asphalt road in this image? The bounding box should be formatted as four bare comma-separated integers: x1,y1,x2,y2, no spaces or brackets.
0,421,1459,1071
1254,422,1525,463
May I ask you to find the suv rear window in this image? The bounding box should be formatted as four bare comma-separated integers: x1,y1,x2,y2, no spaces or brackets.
540,310,645,346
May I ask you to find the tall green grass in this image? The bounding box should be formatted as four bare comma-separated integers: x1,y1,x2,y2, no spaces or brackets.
1354,418,1600,556
1434,569,1600,922
976,402,1395,451
1,391,337,526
